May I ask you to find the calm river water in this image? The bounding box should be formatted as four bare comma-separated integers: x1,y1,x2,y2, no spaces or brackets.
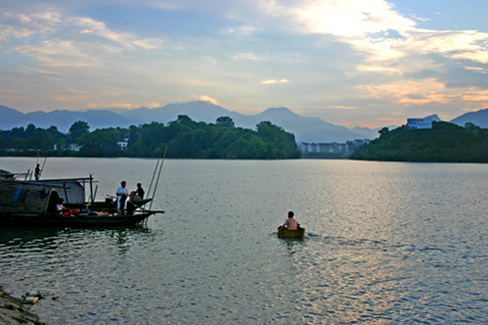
1,157,487,324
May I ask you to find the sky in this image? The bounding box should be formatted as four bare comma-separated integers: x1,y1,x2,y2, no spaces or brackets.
0,0,487,128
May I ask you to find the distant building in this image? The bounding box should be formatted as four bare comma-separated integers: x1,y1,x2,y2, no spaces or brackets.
69,144,81,152
407,118,432,129
309,143,317,153
298,142,309,152
117,138,129,151
297,140,368,155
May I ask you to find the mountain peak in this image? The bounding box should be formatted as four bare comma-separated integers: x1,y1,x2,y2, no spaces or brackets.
425,114,441,122
450,108,488,128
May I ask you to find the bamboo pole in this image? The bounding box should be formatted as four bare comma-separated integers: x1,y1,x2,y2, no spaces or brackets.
39,154,48,180
147,156,161,199
89,174,94,203
149,145,167,211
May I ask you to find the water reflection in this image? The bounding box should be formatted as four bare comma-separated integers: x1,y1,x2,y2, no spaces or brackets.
0,225,151,244
0,158,487,324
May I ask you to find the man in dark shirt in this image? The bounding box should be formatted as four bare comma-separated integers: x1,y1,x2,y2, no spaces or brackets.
131,183,145,202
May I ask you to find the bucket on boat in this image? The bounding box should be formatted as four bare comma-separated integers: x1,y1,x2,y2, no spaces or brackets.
63,209,80,216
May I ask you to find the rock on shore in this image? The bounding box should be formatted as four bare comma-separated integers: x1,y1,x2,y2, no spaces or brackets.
0,287,44,325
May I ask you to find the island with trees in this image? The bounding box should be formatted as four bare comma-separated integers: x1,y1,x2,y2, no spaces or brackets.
350,121,488,162
0,115,301,159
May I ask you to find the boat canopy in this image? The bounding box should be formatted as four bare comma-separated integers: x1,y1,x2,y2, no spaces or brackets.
0,182,61,216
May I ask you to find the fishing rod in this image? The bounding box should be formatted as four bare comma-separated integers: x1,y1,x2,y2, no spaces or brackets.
147,155,161,199
40,154,48,179
149,145,167,211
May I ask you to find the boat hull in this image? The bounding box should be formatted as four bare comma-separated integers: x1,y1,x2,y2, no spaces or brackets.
277,227,305,238
0,212,154,227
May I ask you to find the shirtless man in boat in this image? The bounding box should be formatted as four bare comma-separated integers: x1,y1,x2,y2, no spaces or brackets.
279,211,300,230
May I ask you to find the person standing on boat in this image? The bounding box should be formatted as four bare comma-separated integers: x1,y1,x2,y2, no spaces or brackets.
35,164,42,180
280,211,300,230
116,181,129,213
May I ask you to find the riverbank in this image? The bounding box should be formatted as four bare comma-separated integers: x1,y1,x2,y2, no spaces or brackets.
0,287,43,325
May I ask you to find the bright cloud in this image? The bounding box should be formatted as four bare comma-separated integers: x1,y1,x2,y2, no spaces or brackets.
465,66,487,74
13,40,98,67
462,90,488,102
227,26,259,36
145,102,161,109
231,52,263,60
261,78,289,84
72,17,161,50
199,96,219,105
359,79,458,106
2,10,162,68
328,105,361,110
261,1,488,70
290,0,415,37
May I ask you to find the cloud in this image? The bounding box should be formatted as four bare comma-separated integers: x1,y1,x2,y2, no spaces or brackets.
89,102,137,109
358,78,458,106
465,66,487,74
261,78,289,84
13,40,98,67
231,52,263,60
328,105,361,110
357,65,401,74
145,102,161,109
198,96,219,105
71,17,162,50
462,90,488,102
290,0,415,38
253,1,488,68
227,25,259,36
3,10,62,38
2,9,162,68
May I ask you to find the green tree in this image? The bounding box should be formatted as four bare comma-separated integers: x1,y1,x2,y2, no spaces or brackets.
378,127,389,137
216,116,235,128
69,121,90,143
0,135,7,150
78,128,122,156
12,138,28,151
55,137,68,151
28,130,53,151
24,124,36,139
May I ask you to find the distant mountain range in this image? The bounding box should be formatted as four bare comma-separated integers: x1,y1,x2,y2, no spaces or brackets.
1,102,487,143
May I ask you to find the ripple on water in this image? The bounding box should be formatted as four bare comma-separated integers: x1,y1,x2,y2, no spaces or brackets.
0,159,487,324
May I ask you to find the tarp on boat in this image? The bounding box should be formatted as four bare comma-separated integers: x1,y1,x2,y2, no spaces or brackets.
33,178,86,204
0,181,61,216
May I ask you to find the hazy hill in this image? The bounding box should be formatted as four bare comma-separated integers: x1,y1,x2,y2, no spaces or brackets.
114,102,365,142
0,106,24,127
231,107,366,143
116,101,241,124
6,101,487,143
427,114,442,122
0,102,368,143
351,121,488,162
0,106,132,132
450,108,488,128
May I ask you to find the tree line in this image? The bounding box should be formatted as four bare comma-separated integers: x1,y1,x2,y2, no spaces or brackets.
0,115,301,159
350,121,488,162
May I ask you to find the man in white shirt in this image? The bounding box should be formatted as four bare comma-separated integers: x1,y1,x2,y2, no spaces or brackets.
116,181,129,213
56,198,67,214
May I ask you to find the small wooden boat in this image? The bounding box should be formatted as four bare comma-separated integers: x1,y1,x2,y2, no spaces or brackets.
277,226,305,239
